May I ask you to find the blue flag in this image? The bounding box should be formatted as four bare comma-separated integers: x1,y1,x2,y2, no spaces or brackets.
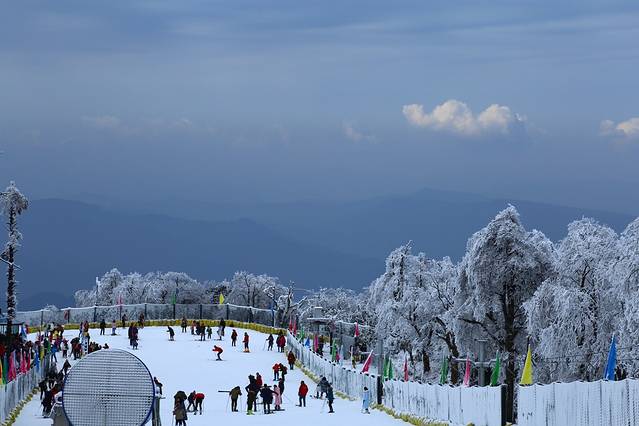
34,350,40,372
304,337,311,348
604,335,617,381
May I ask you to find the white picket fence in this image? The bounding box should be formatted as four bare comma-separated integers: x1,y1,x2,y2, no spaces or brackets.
517,379,639,426
0,367,45,423
287,334,504,426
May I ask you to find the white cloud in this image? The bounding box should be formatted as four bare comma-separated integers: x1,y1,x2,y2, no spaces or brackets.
402,99,525,137
600,117,639,140
343,121,375,142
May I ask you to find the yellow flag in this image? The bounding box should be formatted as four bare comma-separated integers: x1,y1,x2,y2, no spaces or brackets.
520,344,533,385
219,294,225,305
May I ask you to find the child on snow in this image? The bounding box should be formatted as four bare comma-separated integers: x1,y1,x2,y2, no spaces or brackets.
362,386,371,414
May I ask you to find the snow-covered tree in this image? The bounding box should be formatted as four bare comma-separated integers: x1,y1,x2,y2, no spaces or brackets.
525,218,620,381
226,271,285,309
455,206,554,420
1,181,29,334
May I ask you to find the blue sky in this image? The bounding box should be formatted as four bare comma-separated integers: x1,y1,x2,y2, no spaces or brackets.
1,1,638,213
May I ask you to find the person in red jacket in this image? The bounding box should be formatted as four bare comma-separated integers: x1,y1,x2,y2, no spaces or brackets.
288,351,296,370
194,392,205,415
276,333,286,353
243,332,250,352
272,363,280,380
298,380,309,407
255,372,263,387
212,345,224,361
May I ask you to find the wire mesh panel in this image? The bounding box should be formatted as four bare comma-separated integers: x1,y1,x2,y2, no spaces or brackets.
63,349,155,426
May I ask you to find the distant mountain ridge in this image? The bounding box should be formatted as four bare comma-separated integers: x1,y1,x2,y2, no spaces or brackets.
7,189,636,310
10,199,380,309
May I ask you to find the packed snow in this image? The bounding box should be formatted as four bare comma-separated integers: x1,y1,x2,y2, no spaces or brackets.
15,326,404,426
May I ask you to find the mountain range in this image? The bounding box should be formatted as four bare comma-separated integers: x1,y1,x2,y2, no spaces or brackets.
5,188,635,310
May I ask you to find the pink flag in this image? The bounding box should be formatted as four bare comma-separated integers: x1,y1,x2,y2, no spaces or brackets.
292,319,297,336
288,318,293,332
354,323,360,338
403,356,409,381
463,356,471,386
313,335,319,352
8,351,16,381
361,351,374,373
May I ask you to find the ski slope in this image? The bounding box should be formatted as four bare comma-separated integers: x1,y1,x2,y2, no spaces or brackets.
16,326,405,426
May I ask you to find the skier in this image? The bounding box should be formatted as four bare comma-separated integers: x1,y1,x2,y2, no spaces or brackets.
190,321,196,335
278,377,285,396
220,318,226,336
154,377,163,395
279,363,288,380
317,376,329,398
173,399,187,426
276,332,286,353
194,392,205,415
260,384,273,414
121,314,127,329
273,384,282,411
139,312,145,328
288,351,296,370
186,391,196,412
181,316,188,333
206,326,212,340
326,383,335,413
231,329,238,347
39,379,47,400
229,386,242,412
272,362,280,380
212,345,224,361
111,320,117,335
267,334,274,351
255,372,263,388
99,319,106,335
362,386,371,414
243,332,250,352
167,326,175,341
298,381,308,407
200,323,206,342
62,359,71,376
245,376,259,414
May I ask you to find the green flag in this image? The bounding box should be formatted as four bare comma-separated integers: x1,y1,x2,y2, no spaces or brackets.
490,352,501,386
388,359,394,379
439,356,449,385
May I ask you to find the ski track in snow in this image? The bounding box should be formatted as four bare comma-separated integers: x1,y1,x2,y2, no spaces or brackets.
16,326,404,426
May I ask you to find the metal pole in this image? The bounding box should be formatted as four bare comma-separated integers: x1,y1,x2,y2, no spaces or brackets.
478,339,486,386
377,339,384,376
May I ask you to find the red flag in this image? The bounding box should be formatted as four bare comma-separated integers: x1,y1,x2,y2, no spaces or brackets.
292,319,297,336
288,318,293,332
403,356,409,381
361,351,374,373
354,322,360,338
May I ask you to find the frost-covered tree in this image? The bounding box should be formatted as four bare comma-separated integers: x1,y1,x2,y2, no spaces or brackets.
1,182,29,334
297,287,369,324
455,206,554,420
525,218,619,381
616,218,639,374
226,271,285,309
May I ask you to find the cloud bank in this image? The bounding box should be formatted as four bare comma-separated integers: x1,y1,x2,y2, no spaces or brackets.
402,100,526,137
600,117,639,140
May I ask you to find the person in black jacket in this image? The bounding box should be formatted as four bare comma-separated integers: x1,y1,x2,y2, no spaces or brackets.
99,319,106,335
326,383,335,413
260,384,273,414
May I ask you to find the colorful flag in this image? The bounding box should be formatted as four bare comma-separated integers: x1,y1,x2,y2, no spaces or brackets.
462,356,471,386
304,337,311,347
520,344,533,385
172,289,178,305
439,356,448,385
2,355,7,384
8,352,16,382
219,293,225,305
34,350,40,372
292,319,297,336
490,352,501,386
354,323,360,338
403,356,409,381
336,344,342,363
604,336,617,381
387,358,394,379
361,351,374,373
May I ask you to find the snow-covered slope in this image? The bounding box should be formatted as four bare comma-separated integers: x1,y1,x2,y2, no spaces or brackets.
16,326,404,426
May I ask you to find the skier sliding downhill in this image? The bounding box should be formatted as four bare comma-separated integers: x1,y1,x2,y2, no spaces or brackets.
212,345,224,360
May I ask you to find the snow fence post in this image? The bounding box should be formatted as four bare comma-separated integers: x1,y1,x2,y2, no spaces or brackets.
500,384,507,426
93,306,97,323
376,375,383,404
172,304,176,320
226,303,229,320
199,304,203,320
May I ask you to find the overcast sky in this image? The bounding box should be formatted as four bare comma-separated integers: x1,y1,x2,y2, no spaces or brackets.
1,1,638,213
